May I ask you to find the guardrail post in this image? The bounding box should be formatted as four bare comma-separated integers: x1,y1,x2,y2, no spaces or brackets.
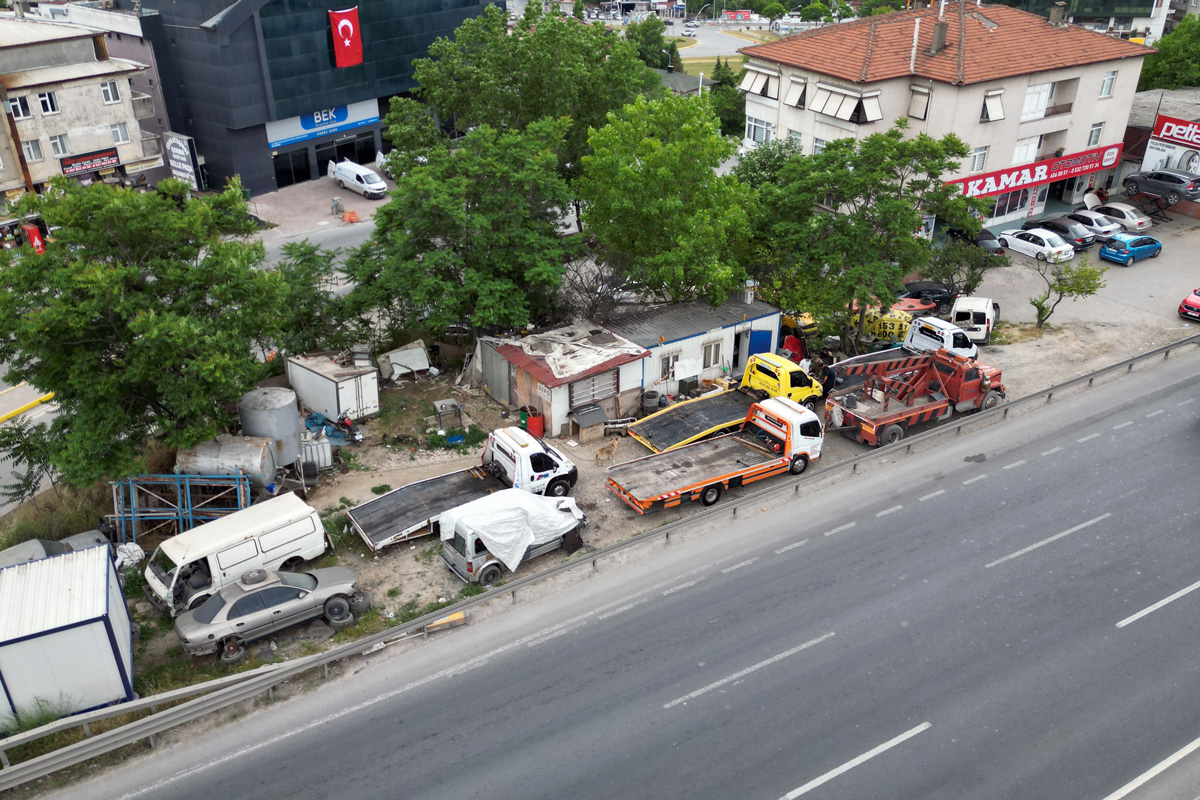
1046,391,1054,403
81,723,91,738
1,750,9,769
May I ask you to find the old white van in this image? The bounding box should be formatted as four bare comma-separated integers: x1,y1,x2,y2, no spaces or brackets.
903,317,978,359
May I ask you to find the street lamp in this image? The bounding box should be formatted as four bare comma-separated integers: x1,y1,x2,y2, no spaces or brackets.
696,2,711,22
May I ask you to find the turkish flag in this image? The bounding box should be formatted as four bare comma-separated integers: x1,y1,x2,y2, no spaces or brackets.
329,7,363,68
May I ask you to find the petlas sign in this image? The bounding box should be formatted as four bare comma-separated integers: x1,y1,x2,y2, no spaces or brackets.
951,144,1122,198
1152,115,1200,147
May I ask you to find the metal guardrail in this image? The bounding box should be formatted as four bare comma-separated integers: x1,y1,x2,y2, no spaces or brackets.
1,332,1197,789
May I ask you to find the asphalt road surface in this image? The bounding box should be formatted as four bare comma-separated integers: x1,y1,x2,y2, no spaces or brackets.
47,348,1200,800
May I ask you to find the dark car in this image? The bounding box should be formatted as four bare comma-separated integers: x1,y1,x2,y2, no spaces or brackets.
947,228,1005,257
1021,217,1094,251
1122,169,1200,206
899,281,958,316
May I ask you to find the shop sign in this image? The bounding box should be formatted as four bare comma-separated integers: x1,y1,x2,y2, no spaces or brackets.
722,9,752,18
20,223,43,254
1141,114,1200,173
164,132,199,191
950,143,1122,198
1152,114,1200,147
59,148,121,177
265,99,379,149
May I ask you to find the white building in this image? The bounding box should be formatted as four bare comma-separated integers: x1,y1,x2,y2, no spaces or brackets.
738,2,1152,226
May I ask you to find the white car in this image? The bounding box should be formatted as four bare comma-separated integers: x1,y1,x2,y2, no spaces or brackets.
682,29,697,36
684,19,699,26
1061,209,1122,242
997,228,1075,263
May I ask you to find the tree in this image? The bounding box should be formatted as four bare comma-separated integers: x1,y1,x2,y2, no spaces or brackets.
858,0,898,15
272,241,358,358
709,58,747,137
0,179,286,486
800,2,829,21
0,418,58,509
625,16,671,68
921,238,1007,296
346,119,582,340
763,3,788,19
669,40,685,73
579,93,755,304
733,136,805,186
1029,254,1106,328
573,0,585,19
1138,17,1200,90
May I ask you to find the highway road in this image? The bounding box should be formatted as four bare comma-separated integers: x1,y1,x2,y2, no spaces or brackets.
46,349,1200,800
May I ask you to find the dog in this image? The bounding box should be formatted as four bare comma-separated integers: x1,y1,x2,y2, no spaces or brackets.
595,437,619,466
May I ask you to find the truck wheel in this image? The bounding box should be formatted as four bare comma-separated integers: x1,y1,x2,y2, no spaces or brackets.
789,454,809,475
348,590,371,615
187,594,211,612
545,478,570,498
700,484,723,506
980,389,1002,411
881,425,904,446
802,397,818,412
324,596,353,627
219,639,247,666
281,557,303,572
479,564,503,586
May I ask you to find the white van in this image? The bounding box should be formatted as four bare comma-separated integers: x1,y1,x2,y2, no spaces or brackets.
144,493,327,616
949,297,1000,345
328,159,388,199
903,316,978,359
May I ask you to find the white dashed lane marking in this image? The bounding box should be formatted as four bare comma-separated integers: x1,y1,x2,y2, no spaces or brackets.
722,558,758,574
1113,421,1133,430
919,490,945,501
824,522,856,537
876,505,903,517
1003,460,1026,470
775,540,808,555
963,474,987,485
1078,433,1101,442
1041,447,1063,456
1145,409,1164,418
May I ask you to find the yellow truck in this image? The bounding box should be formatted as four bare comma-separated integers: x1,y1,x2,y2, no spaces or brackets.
628,352,822,453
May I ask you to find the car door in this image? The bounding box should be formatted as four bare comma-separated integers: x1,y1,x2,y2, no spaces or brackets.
1021,232,1045,257
225,591,275,643
1009,232,1032,257
1134,237,1158,258
259,584,320,632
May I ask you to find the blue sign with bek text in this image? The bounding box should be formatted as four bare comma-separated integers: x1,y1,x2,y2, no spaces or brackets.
265,100,379,149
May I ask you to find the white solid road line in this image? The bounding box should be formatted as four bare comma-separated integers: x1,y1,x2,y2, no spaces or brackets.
1079,433,1101,442
1116,577,1200,629
663,632,835,710
876,505,903,517
985,513,1112,569
919,490,945,501
1041,446,1063,456
721,558,758,574
1099,730,1200,800
1003,460,1026,470
824,522,855,537
963,474,987,485
778,721,933,799
774,539,808,554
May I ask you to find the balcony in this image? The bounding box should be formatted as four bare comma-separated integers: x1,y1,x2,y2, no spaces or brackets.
1044,102,1074,118
140,131,161,158
131,92,155,121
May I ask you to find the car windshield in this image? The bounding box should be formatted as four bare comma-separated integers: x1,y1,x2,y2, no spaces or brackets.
279,571,318,591
148,547,179,585
192,591,227,624
1043,233,1068,248
362,170,382,183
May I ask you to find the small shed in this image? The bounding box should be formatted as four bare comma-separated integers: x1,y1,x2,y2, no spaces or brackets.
0,546,134,730
286,351,380,421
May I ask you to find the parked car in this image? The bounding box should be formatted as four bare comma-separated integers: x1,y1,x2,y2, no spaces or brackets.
997,228,1075,263
175,568,370,664
1098,232,1162,266
899,281,958,316
1179,287,1200,321
947,228,1006,258
1061,210,1122,242
949,296,999,345
684,19,699,26
328,160,388,199
1084,195,1153,232
1121,168,1200,206
1021,217,1094,250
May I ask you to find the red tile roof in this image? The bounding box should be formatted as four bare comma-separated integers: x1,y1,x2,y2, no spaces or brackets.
740,3,1152,87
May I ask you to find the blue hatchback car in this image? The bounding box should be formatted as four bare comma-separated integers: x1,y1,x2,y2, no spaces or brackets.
1099,232,1162,266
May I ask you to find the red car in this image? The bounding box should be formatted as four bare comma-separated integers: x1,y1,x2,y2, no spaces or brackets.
1180,287,1200,322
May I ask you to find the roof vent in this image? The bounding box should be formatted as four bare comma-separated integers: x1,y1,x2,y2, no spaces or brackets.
928,21,948,54
1048,2,1066,25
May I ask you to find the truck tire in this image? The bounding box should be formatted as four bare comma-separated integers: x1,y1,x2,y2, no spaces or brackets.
700,484,723,506
545,478,570,498
980,389,1002,411
219,639,247,666
479,564,503,586
348,590,371,615
789,454,809,475
802,397,818,412
881,424,905,446
324,596,352,627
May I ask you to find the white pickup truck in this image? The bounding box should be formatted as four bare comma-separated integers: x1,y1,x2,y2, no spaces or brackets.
347,427,578,552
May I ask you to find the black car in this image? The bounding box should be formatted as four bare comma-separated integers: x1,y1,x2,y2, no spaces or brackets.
1021,217,1094,251
899,281,957,316
947,228,1005,258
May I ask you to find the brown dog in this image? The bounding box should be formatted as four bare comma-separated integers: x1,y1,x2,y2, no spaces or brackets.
595,437,619,466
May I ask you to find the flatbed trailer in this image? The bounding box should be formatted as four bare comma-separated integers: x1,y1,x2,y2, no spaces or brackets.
627,388,756,453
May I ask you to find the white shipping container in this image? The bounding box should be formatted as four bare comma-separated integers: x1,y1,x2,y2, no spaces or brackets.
286,353,380,422
0,546,133,730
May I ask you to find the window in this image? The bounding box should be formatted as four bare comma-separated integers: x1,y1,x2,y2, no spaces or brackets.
568,368,618,407
21,139,43,162
981,90,1004,122
1099,70,1116,98
745,116,775,144
7,96,30,119
38,92,59,115
787,129,803,151
215,540,258,571
1012,136,1040,166
660,353,679,380
260,586,304,607
783,79,806,108
228,593,267,620
813,138,826,154
909,86,930,120
702,342,721,370
1087,122,1104,147
101,80,120,104
49,134,70,157
529,452,559,472
1021,83,1052,121
969,146,988,173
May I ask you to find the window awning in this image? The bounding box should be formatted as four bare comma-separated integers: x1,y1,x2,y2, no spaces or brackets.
908,86,930,119
983,93,1004,121
740,71,768,94
783,78,806,107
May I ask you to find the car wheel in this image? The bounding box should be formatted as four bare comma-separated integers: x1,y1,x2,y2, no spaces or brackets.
479,564,503,586
980,389,1002,411
937,302,951,316
700,484,723,506
337,179,346,190
187,593,211,612
219,639,247,666
324,596,353,627
1036,252,1047,261
881,425,904,446
1167,191,1181,206
1124,255,1134,267
348,590,371,615
998,237,1008,247
789,454,809,475
1124,180,1139,196
1151,248,1161,258
280,557,303,572
545,478,570,497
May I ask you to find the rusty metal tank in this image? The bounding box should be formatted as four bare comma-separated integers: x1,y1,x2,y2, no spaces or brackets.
175,435,277,488
238,387,302,467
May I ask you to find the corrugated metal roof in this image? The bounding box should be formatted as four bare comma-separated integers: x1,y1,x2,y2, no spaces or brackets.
603,298,781,348
0,546,110,643
4,58,144,90
495,342,645,389
0,16,96,48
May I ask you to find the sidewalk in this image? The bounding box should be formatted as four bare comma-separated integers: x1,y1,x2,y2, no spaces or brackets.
247,159,394,243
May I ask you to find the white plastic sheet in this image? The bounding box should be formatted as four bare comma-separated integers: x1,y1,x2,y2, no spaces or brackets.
439,489,585,572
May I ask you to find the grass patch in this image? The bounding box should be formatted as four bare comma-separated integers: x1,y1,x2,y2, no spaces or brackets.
989,321,1051,346
426,426,487,454
0,482,111,551
415,542,441,565
370,484,392,495
387,586,401,598
680,53,746,80
337,450,371,472
320,510,369,558
331,607,393,642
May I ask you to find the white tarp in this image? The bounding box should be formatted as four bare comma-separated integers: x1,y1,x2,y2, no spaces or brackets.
439,489,586,572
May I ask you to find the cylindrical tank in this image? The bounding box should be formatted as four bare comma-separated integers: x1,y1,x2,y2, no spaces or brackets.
238,387,302,466
175,435,277,488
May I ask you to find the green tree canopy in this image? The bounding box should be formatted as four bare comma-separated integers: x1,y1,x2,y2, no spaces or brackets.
625,15,671,68
346,119,582,340
1138,17,1200,90
579,93,755,304
921,237,1007,296
0,179,285,485
1029,254,1106,328
733,136,805,186
573,0,585,19
800,2,829,21
708,58,747,137
763,3,788,19
272,241,358,358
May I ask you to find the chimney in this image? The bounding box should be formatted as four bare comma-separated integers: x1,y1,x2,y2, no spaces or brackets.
929,21,948,54
1048,2,1066,25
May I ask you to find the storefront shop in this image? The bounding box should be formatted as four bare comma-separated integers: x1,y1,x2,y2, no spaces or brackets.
949,143,1124,226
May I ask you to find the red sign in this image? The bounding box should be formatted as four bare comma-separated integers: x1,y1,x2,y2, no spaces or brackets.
1152,114,1200,148
949,143,1123,198
329,7,363,68
59,147,120,177
20,223,44,254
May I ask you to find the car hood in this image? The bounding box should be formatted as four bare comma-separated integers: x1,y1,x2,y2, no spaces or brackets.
1185,291,1200,306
